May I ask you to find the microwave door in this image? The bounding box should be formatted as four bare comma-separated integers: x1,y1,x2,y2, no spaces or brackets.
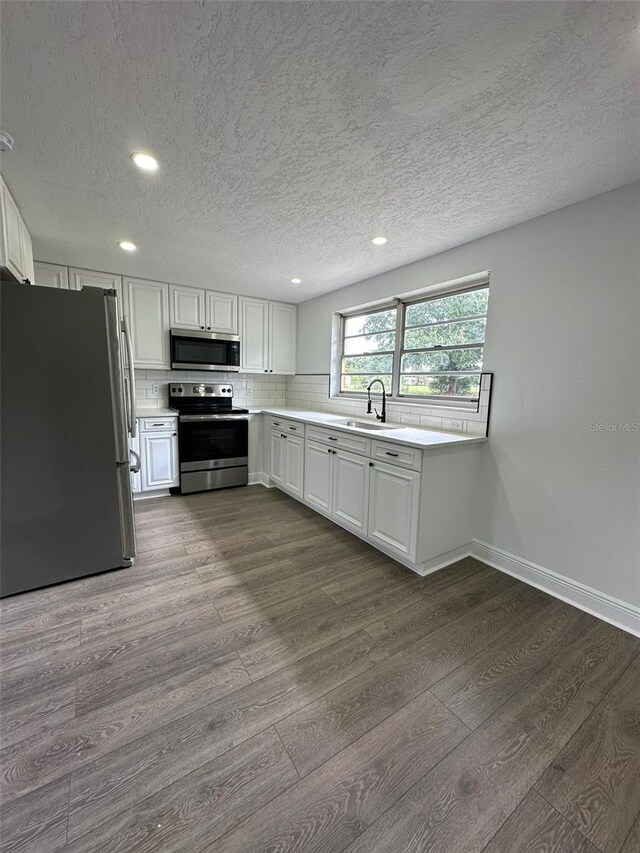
170,330,240,371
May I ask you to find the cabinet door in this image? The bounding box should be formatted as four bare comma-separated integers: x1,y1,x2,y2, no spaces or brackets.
141,431,178,490
19,220,34,283
268,302,297,374
206,291,238,333
125,278,170,368
283,434,304,499
270,430,285,485
33,261,69,289
331,448,369,535
304,440,333,514
170,285,206,330
70,268,123,316
1,182,24,279
240,297,268,373
368,461,421,561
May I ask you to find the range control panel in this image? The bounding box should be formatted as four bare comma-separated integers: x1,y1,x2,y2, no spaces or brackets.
169,383,233,398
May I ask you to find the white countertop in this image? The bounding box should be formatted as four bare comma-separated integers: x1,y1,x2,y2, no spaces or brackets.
257,407,486,450
135,407,179,418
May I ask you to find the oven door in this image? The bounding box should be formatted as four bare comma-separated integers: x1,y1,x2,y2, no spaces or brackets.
171,329,240,372
179,416,248,472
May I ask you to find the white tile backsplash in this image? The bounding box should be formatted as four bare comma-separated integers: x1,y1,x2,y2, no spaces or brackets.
284,373,492,437
135,370,492,436
135,370,288,410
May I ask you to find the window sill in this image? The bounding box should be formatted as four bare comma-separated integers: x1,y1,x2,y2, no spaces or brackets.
333,393,479,413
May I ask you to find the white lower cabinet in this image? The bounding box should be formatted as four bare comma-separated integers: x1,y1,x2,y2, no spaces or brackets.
270,429,304,497
140,430,178,491
270,430,285,486
331,449,370,535
303,441,369,535
368,460,421,562
303,440,333,513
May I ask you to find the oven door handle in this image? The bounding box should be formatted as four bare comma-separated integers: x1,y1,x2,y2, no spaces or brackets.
178,414,250,422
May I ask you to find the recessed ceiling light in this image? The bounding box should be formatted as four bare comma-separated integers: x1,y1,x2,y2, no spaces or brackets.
131,152,159,172
290,277,302,284
371,236,388,245
118,241,137,252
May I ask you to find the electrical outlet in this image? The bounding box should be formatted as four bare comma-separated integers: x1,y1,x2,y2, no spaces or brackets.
443,418,464,432
151,383,161,397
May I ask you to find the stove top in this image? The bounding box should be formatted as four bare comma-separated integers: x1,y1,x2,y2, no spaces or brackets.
168,382,248,415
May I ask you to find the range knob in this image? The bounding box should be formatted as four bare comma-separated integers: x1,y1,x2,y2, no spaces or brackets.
178,386,183,393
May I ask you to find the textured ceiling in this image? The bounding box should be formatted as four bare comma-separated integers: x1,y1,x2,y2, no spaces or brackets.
1,1,639,302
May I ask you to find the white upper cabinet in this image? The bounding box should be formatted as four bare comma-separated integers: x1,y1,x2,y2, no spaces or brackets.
269,302,297,374
170,284,206,330
240,296,296,374
33,261,69,289
0,176,34,283
240,297,269,372
125,278,170,369
169,285,238,334
206,290,237,334
69,268,123,315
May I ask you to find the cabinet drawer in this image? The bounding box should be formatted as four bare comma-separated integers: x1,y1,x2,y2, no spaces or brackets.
306,426,371,457
269,417,305,436
140,417,178,432
371,440,423,471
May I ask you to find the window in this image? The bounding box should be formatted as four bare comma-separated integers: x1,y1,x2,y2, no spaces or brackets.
340,307,396,394
339,283,489,406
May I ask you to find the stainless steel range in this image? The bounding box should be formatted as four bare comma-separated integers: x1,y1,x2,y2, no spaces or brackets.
169,383,249,494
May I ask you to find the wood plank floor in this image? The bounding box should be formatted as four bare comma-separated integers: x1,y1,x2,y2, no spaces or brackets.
1,485,638,853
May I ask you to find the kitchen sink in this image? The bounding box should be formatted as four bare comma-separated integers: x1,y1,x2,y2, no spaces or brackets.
329,419,403,431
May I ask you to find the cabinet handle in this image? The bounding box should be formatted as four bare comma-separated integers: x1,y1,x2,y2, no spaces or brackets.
172,432,177,436
332,450,337,455
385,452,399,457
369,462,374,467
288,426,296,431
328,436,338,441
207,326,211,330
200,326,205,329
327,448,332,453
152,423,163,426
281,433,286,438
273,422,280,426
270,369,273,373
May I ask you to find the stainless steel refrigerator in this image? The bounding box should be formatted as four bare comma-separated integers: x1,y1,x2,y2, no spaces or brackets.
1,280,139,596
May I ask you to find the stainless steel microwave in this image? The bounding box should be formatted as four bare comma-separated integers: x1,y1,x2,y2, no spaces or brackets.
170,329,241,372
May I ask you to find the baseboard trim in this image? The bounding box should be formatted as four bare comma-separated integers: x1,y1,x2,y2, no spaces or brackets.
248,472,269,487
471,539,640,638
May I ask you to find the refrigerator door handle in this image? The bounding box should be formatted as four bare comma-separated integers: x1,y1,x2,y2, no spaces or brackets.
130,448,141,474
121,316,137,439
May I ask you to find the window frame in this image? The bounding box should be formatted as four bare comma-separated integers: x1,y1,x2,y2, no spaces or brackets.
338,303,397,396
337,280,489,409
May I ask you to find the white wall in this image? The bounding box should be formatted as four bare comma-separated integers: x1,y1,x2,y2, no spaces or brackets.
297,182,640,607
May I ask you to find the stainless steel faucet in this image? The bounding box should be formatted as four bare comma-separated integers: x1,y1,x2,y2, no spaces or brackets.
366,379,386,423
